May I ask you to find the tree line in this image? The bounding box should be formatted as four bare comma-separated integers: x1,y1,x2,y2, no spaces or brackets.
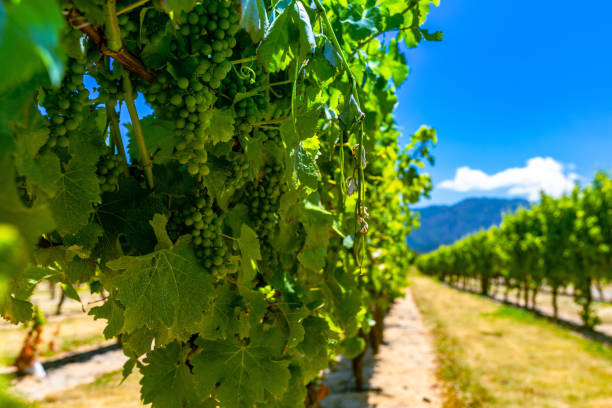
418,172,612,328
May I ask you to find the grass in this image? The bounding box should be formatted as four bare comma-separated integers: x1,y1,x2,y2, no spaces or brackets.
36,371,144,408
412,276,612,408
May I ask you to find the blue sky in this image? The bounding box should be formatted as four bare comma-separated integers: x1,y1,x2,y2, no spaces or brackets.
397,0,612,206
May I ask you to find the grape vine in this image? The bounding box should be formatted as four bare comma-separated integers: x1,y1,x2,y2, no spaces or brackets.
0,0,441,406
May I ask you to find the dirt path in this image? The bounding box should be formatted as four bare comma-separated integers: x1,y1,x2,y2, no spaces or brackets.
322,288,442,408
10,346,128,401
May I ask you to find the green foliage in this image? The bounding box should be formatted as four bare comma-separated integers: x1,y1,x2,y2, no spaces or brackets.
419,172,612,329
0,0,440,406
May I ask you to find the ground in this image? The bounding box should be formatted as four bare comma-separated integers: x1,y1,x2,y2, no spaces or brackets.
3,278,612,408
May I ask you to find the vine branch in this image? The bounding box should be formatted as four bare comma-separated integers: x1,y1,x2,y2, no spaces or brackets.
313,0,367,245
116,0,151,16
106,103,128,168
63,7,155,83
123,72,154,189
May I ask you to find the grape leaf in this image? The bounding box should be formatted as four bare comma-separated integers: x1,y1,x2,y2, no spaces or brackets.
237,224,261,283
14,128,60,197
0,158,55,248
160,0,197,15
0,0,65,90
49,152,101,235
257,0,316,72
240,0,268,43
140,342,197,408
199,282,240,340
192,327,290,408
89,299,125,339
126,116,175,164
299,316,332,380
209,109,235,145
107,231,213,341
291,143,320,190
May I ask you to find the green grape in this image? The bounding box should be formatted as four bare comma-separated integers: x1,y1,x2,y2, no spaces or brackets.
41,59,89,151
169,192,228,274
97,152,123,193
248,163,286,240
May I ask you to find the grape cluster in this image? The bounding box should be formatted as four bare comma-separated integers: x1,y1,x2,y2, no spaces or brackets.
174,1,240,88
40,60,88,150
146,74,215,177
249,164,286,239
227,154,250,189
169,194,227,275
221,63,269,138
89,60,125,106
252,127,282,145
97,153,123,193
117,12,138,41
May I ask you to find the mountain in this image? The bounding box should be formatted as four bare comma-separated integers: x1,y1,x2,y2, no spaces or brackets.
406,197,530,253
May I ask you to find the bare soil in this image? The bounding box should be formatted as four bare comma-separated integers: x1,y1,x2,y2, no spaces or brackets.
322,288,441,408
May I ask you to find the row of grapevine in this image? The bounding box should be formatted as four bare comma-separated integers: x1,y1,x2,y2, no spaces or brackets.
418,172,612,328
0,0,439,406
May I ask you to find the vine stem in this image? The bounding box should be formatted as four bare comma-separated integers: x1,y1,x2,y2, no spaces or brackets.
313,0,367,264
116,0,151,16
250,116,290,126
106,103,128,168
123,72,154,189
269,79,293,87
104,1,122,53
64,7,155,82
105,1,153,188
230,56,257,65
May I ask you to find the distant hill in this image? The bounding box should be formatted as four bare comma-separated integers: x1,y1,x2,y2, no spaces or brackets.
406,197,529,253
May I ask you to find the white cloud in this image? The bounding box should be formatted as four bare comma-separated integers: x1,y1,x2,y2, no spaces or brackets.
438,157,579,201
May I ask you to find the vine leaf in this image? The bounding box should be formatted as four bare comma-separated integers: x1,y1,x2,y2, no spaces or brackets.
14,128,60,197
50,109,105,235
209,109,235,145
0,156,55,248
89,299,125,339
199,282,240,340
126,116,175,164
240,0,268,43
160,0,198,15
341,6,381,42
257,0,316,72
237,224,261,283
0,0,65,91
291,143,320,190
49,149,101,235
140,342,197,408
192,327,290,408
107,217,213,342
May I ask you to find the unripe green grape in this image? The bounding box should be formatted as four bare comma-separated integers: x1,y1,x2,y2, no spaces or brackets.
187,163,199,175
170,94,183,106
178,77,189,89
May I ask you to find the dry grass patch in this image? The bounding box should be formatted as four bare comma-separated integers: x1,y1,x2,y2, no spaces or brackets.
36,370,144,408
412,276,612,408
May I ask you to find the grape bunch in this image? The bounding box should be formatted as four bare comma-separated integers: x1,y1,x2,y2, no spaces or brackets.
220,63,269,138
97,153,123,193
227,153,250,189
145,73,215,177
249,163,286,239
169,194,228,275
117,12,138,42
88,59,125,106
174,0,240,88
40,59,88,150
252,127,282,145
